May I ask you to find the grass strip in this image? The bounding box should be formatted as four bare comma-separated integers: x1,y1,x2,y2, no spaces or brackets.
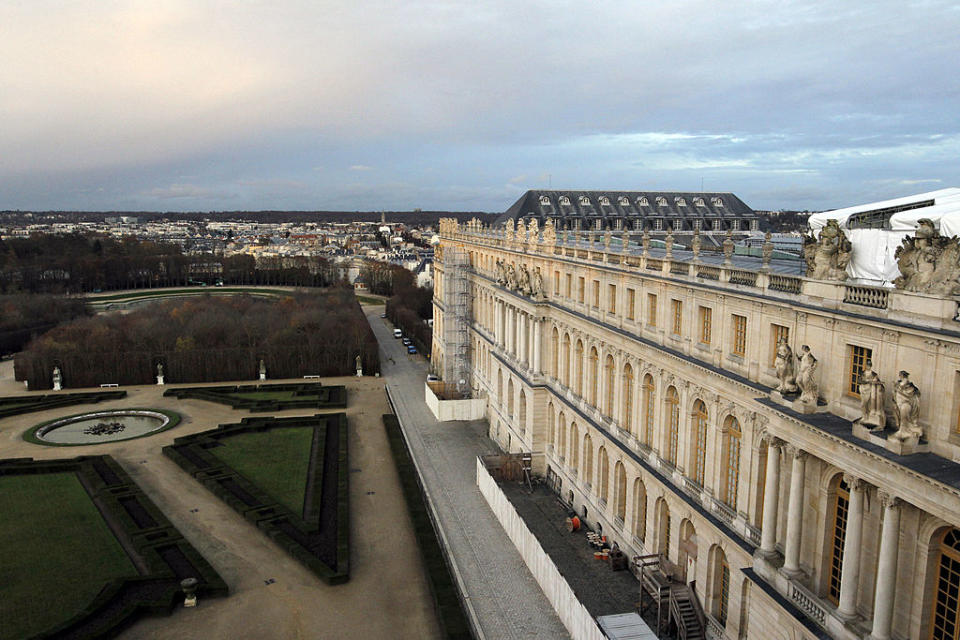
382,414,473,639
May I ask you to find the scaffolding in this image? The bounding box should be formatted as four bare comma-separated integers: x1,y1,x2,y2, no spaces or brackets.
442,246,472,396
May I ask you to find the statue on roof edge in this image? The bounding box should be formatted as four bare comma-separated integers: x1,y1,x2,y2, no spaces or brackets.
802,219,851,281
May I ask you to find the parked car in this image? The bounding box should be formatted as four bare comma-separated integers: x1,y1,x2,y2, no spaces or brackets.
393,329,402,338
402,338,411,346
407,345,417,354
380,313,387,319
426,374,439,382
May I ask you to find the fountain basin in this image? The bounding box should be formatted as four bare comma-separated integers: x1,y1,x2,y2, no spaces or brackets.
26,409,181,446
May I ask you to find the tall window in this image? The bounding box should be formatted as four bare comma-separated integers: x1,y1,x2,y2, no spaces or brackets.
551,328,559,377
592,280,600,307
565,273,572,298
608,284,617,313
642,374,656,447
569,422,579,470
699,306,712,345
578,277,585,303
627,288,636,320
598,447,609,503
558,413,567,458
547,404,555,448
574,340,584,396
848,345,872,397
604,355,615,417
771,324,789,366
583,433,594,487
553,270,560,293
714,548,731,626
622,364,634,434
589,347,599,407
562,334,571,386
671,300,683,336
615,462,627,522
632,478,647,542
828,477,850,604
721,416,741,508
665,386,680,464
691,400,709,487
732,314,747,357
658,499,671,557
647,293,658,326
931,528,960,640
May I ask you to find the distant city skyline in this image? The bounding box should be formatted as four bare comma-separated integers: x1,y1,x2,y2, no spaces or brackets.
2,1,958,213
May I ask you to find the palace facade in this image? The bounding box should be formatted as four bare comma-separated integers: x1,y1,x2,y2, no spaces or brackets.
432,190,960,640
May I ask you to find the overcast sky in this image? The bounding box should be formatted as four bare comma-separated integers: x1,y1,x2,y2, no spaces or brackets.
2,1,958,213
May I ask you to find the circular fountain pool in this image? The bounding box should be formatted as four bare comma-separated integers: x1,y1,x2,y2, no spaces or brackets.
26,409,180,445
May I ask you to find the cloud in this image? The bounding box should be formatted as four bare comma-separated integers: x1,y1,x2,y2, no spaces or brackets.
349,165,374,172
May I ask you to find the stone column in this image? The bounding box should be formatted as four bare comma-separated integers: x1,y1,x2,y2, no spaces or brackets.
495,301,503,347
838,475,866,621
759,436,783,557
782,446,807,577
533,318,542,373
869,492,902,640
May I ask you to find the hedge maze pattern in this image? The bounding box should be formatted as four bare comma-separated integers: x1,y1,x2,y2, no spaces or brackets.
0,390,127,420
163,383,346,412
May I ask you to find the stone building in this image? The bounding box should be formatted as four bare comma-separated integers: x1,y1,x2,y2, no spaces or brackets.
432,190,960,640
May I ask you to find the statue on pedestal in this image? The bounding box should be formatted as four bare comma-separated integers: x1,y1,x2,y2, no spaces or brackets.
802,219,851,280
723,230,735,265
495,260,506,285
891,371,922,441
796,345,819,405
156,362,164,386
531,268,545,300
259,359,267,381
774,338,798,394
642,230,650,256
52,366,62,391
692,228,701,261
664,231,674,258
518,265,532,296
505,264,518,290
762,231,773,269
355,354,363,377
858,360,886,429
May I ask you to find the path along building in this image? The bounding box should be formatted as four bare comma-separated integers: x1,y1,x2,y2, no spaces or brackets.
431,189,960,640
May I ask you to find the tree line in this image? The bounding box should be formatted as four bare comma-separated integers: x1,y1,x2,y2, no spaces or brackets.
0,233,343,294
0,294,90,356
362,261,434,356
15,290,379,389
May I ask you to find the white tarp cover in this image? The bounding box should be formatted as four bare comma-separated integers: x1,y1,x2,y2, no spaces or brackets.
806,188,960,284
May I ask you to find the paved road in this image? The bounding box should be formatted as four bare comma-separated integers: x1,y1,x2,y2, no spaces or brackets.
368,309,570,640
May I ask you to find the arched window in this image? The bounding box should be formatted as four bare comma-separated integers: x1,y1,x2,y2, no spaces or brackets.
558,413,567,459
930,528,960,639
539,195,551,205
721,416,742,509
622,364,635,434
754,440,768,526
547,404,555,449
575,339,584,396
675,197,687,207
569,422,580,471
507,379,515,418
614,462,627,522
497,370,503,405
551,328,559,377
827,475,850,604
711,546,731,626
583,433,594,489
642,374,656,447
657,499,671,557
656,196,668,206
604,355,616,417
589,347,599,407
637,196,649,207
691,400,709,487
665,386,680,465
599,196,611,206
559,196,571,206
562,334,571,386
518,389,527,428
632,478,647,542
618,196,630,206
679,520,696,582
579,195,590,206
598,447,610,503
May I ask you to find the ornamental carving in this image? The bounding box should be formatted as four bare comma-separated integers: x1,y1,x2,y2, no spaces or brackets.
893,219,960,295
543,218,556,246
803,220,851,280
891,370,922,442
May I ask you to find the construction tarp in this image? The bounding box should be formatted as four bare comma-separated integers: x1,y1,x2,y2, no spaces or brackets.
806,188,960,285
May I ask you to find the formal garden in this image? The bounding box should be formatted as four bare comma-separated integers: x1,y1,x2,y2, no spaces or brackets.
0,456,227,640
163,414,350,584
163,382,346,412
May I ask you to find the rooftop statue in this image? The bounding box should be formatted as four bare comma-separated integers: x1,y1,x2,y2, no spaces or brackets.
532,268,545,299
518,265,532,295
495,259,507,285
893,218,960,295
505,263,518,290
543,218,557,246
803,220,851,280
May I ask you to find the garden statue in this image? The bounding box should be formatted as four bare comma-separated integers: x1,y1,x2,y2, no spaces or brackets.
796,345,819,405
181,577,199,608
723,230,735,265
355,354,363,377
893,218,960,295
774,338,798,394
802,219,851,280
892,371,922,441
259,359,267,381
52,366,62,391
858,359,886,429
692,228,701,260
156,362,164,385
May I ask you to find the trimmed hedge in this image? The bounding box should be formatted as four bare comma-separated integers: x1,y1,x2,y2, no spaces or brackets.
0,390,127,420
163,383,346,412
0,455,227,640
382,414,473,639
163,414,350,585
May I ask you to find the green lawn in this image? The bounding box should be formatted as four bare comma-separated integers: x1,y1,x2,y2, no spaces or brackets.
356,295,385,305
0,473,137,640
210,427,314,516
87,287,291,302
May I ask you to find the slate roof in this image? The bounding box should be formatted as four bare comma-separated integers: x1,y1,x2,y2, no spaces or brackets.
496,189,757,227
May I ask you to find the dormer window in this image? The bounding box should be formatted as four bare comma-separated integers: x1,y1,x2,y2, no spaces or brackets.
675,197,687,206
579,195,590,206
539,195,551,206
656,196,668,207
694,197,705,207
618,196,629,206
599,196,611,206
711,197,724,207
637,196,649,207
559,196,571,206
